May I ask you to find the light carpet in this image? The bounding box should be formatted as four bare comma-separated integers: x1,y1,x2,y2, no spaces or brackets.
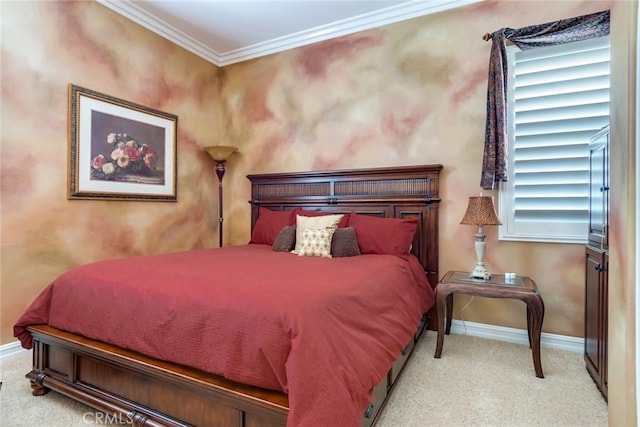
0,330,607,426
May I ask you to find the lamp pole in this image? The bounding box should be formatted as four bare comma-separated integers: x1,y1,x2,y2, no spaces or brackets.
202,145,238,247
215,160,226,248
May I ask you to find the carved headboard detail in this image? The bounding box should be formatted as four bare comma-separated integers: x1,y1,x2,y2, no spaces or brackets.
247,164,442,289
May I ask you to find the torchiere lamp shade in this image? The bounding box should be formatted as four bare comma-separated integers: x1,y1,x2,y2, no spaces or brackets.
203,145,238,162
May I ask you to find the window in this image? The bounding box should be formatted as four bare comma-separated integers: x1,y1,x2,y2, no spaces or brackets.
499,36,610,243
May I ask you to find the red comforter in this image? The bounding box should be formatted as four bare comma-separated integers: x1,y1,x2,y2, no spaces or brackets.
15,244,434,426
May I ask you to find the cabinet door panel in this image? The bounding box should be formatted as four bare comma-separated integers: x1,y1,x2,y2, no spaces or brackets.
584,247,602,375
601,254,608,397
588,127,609,249
584,245,607,400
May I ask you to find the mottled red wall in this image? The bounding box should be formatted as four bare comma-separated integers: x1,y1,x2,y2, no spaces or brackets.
1,1,223,342
1,0,618,348
220,1,613,340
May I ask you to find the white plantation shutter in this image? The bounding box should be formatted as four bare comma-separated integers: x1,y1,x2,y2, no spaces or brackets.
499,36,610,243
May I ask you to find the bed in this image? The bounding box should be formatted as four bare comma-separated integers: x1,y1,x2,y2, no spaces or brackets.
14,164,442,427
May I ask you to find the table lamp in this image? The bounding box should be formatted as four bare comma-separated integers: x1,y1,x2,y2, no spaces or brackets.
202,145,238,247
460,196,501,280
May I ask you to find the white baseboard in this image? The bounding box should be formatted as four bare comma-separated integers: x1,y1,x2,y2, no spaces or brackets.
1,340,28,362
449,320,584,354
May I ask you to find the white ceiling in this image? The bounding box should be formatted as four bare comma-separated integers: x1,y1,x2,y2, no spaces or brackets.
97,0,482,66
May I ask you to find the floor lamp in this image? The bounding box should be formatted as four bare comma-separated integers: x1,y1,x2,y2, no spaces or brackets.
203,145,238,247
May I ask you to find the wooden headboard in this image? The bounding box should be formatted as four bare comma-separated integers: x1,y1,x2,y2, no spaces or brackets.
247,164,442,289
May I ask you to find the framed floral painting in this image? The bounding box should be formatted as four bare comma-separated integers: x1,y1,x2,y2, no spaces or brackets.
68,84,178,201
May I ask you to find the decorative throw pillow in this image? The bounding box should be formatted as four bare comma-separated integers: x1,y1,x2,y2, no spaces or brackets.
250,208,296,245
347,213,418,256
272,226,297,252
293,214,344,254
294,209,350,228
297,227,336,258
331,227,361,257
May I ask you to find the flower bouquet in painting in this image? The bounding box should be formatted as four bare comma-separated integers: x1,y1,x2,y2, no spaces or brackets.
91,133,163,185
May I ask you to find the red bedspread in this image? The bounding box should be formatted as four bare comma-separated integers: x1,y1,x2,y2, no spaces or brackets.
15,244,434,426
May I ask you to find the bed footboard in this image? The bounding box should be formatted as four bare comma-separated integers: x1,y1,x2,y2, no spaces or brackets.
27,325,288,427
26,315,427,427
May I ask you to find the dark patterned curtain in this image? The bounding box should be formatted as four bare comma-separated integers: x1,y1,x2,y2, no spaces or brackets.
481,10,610,190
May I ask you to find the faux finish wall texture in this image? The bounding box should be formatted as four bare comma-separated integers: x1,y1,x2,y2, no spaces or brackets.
1,0,624,402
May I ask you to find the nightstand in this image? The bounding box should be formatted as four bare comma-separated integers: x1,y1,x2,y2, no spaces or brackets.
434,270,545,378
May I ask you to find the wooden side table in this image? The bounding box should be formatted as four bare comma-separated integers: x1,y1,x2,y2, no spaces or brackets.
434,270,545,378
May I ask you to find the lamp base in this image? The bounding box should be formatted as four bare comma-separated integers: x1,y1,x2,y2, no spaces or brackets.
469,265,491,281
469,228,491,281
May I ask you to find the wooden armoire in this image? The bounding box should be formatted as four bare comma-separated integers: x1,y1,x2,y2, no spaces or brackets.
584,124,609,400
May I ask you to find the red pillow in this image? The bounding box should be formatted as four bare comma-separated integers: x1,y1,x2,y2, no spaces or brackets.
250,208,296,245
294,209,350,228
347,213,418,256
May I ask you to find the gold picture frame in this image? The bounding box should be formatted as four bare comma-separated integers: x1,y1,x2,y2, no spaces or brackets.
68,84,177,201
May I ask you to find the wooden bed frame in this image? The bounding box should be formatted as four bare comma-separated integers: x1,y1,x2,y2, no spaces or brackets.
26,164,442,427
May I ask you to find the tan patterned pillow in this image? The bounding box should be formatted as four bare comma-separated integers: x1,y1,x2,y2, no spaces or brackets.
297,227,336,258
293,214,343,254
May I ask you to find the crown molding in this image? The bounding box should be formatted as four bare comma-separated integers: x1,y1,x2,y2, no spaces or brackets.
97,0,483,67
218,0,483,65
96,0,220,63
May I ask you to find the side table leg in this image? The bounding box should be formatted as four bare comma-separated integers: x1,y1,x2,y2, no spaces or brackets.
445,293,453,335
526,305,532,348
525,296,545,378
434,289,449,358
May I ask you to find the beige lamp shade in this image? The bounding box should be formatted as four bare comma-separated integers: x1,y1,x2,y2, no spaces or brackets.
203,145,238,162
460,196,501,226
